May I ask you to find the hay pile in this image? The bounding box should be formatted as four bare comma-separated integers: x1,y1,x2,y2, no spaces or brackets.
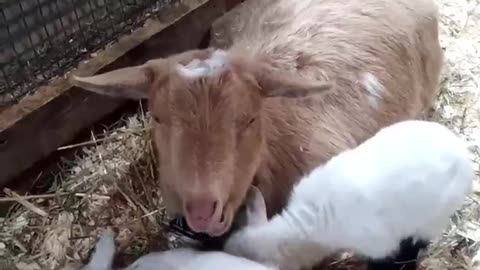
0,112,175,270
1,0,479,269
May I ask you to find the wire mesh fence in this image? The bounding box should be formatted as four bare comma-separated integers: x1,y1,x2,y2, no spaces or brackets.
0,0,177,109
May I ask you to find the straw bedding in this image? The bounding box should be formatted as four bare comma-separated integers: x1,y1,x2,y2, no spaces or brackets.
0,0,479,269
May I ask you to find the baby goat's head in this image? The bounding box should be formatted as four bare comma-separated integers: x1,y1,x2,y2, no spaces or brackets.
70,48,331,236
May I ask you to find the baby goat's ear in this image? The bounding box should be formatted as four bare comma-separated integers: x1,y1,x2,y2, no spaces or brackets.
244,186,268,226
253,63,333,98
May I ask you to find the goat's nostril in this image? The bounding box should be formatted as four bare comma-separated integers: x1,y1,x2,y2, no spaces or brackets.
213,200,218,213
185,199,219,221
220,212,225,223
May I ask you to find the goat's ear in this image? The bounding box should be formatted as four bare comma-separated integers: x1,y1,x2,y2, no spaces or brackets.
69,64,155,99
69,48,216,99
244,185,268,226
253,64,333,98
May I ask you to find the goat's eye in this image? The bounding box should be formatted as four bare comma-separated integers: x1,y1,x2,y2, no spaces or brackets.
152,115,162,124
238,117,257,133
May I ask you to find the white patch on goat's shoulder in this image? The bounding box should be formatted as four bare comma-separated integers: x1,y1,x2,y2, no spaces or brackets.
176,49,228,79
361,72,384,109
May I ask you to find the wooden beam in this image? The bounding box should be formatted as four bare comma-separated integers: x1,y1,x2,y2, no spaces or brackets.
0,0,242,186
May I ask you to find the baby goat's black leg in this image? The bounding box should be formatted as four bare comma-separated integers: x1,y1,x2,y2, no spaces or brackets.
367,237,429,270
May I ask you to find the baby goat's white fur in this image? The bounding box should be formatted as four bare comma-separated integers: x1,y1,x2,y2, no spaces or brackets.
224,120,474,270
80,229,275,270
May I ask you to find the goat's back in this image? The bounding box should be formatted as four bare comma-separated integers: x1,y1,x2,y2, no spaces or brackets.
231,0,442,118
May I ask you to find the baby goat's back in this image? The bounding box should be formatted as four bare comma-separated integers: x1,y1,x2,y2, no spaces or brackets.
306,120,474,259
125,248,275,270
362,120,473,236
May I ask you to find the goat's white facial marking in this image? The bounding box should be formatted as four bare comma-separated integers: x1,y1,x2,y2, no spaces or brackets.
176,49,228,79
362,72,384,109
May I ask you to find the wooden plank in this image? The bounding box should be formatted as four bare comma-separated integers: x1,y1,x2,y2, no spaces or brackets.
0,0,243,186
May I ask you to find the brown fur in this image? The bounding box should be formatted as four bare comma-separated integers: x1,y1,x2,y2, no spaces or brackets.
70,0,443,236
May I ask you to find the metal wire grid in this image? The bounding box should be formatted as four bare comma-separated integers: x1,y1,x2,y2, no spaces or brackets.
0,0,174,109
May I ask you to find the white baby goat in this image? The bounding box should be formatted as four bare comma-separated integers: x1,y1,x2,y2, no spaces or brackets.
224,120,474,270
79,228,274,270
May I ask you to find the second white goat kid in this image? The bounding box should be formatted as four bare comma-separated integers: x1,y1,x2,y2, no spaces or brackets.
79,229,274,270
224,120,474,270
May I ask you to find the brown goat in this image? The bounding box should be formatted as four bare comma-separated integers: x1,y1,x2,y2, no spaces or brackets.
70,0,443,237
